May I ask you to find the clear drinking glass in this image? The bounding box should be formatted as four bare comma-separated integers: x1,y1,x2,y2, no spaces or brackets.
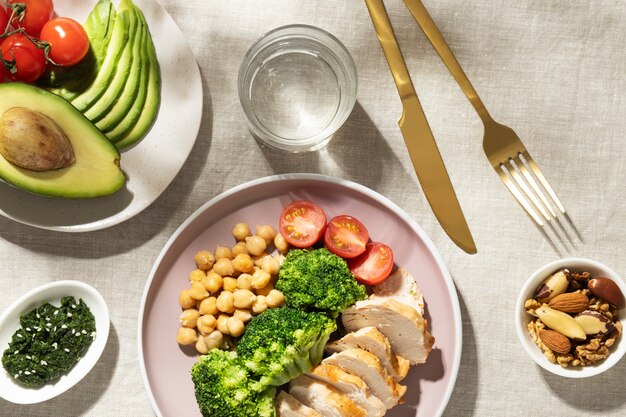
238,25,358,152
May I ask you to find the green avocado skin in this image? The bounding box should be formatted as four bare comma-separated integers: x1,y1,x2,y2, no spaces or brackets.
0,83,126,198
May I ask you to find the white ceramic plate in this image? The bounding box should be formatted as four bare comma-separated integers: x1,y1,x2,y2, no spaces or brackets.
138,174,462,417
0,0,203,232
0,281,110,404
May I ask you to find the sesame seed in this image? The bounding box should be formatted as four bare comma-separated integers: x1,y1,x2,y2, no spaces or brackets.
46,323,52,327
67,313,73,317
61,324,67,329
36,313,40,319
52,342,58,349
71,304,76,309
41,360,47,366
81,330,87,334
54,310,59,316
24,371,31,375
17,334,23,338
25,327,31,332
45,317,50,322
14,374,18,379
14,350,18,355
75,333,81,337
26,355,31,360
64,348,70,352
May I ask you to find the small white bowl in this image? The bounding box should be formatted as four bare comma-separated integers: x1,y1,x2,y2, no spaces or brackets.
516,258,626,378
0,280,110,403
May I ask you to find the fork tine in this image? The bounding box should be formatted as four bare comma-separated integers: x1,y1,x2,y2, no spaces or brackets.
521,151,566,214
507,159,551,221
497,163,544,226
514,155,557,218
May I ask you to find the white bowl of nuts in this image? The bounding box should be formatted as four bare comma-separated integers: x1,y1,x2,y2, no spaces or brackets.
516,258,626,377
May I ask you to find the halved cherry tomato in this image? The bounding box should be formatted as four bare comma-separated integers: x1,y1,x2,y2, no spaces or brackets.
40,17,89,66
1,33,46,82
279,200,327,248
324,215,369,259
7,0,54,36
348,242,394,285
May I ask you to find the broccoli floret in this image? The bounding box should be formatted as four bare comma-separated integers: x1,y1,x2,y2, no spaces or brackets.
275,248,367,313
191,349,276,417
237,307,336,386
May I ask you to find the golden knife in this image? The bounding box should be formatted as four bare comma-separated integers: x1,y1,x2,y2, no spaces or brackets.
365,0,477,254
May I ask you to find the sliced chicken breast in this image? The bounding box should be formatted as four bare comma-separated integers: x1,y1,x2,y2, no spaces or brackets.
276,391,323,417
306,363,386,417
326,326,410,381
371,268,424,315
289,375,366,417
342,298,435,364
323,348,406,409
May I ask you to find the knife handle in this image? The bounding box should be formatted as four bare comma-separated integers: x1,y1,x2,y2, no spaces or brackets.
402,0,493,122
365,0,417,103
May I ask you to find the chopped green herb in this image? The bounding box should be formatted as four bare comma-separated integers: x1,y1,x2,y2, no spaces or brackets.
2,296,96,387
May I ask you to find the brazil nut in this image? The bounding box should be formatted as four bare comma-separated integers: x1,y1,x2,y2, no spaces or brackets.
588,277,625,309
535,269,571,302
574,310,615,336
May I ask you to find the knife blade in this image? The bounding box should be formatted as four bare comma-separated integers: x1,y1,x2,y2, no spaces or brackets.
365,0,477,254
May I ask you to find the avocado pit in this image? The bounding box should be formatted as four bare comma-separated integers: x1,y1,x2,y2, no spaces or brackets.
0,107,76,171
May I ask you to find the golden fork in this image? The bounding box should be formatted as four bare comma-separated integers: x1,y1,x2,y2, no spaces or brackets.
402,0,580,249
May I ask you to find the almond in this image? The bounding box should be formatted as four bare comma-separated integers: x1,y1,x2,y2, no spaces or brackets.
538,329,572,354
548,292,589,313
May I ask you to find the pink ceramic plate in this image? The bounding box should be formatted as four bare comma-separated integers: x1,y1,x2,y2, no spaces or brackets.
138,174,462,417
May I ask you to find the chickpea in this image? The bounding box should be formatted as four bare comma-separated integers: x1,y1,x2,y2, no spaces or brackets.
251,269,271,290
252,295,268,315
227,317,245,337
216,291,235,314
255,283,274,297
195,335,209,354
245,235,267,256
252,253,271,267
198,297,218,316
194,250,215,271
232,242,249,256
179,309,200,328
204,330,224,351
197,314,217,335
234,308,252,323
233,289,256,309
258,255,280,276
237,273,253,290
189,282,209,300
176,327,198,345
179,289,195,309
223,277,238,292
213,258,235,277
266,290,286,308
215,246,233,260
189,269,206,283
232,253,254,273
216,314,230,335
274,233,290,253
203,271,223,294
232,223,251,241
255,225,277,245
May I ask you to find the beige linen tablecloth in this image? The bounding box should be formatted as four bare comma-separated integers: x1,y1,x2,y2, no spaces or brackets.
1,0,625,416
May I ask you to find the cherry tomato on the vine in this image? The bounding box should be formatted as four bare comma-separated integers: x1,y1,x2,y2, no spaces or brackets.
7,0,54,36
0,6,10,35
40,17,90,66
1,33,47,82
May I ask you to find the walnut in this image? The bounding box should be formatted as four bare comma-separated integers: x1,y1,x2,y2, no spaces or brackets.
571,271,591,282
544,349,556,363
525,298,541,316
557,354,574,367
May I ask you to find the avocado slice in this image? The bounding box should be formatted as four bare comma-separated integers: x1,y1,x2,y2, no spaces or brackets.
95,8,147,132
109,5,161,149
83,4,140,121
71,2,132,113
0,83,126,198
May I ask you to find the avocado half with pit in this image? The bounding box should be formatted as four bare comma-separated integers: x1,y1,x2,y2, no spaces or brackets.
0,83,126,198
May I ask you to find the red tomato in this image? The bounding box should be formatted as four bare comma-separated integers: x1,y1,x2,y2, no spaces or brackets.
0,7,10,35
40,17,89,66
324,215,369,258
8,0,54,36
348,242,394,285
279,200,327,248
1,33,46,82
